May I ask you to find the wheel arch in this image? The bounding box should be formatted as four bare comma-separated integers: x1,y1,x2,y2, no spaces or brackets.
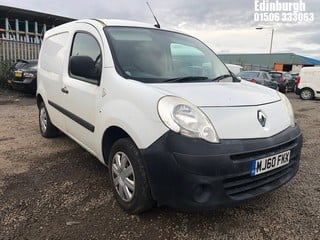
101,126,132,166
36,94,44,109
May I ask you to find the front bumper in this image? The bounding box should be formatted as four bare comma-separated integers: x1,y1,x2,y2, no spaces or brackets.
141,125,302,211
11,78,36,93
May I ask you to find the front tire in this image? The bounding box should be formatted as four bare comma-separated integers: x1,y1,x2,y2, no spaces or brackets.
39,102,59,138
108,138,154,214
300,88,314,100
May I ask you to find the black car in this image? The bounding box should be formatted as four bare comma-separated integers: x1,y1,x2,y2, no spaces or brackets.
237,71,278,90
269,71,295,93
7,59,38,94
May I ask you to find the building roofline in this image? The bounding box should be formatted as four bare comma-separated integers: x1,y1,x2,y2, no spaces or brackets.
0,5,75,25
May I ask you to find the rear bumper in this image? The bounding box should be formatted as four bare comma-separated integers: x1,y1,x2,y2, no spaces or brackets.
141,126,303,211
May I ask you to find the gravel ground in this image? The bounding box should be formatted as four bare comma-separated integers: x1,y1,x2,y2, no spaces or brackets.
0,89,319,240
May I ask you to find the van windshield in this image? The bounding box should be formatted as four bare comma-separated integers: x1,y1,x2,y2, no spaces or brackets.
105,27,230,83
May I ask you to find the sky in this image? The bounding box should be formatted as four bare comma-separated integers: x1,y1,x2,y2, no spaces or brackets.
1,0,319,60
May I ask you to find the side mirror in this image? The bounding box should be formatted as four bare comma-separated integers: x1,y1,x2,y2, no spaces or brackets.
69,56,100,82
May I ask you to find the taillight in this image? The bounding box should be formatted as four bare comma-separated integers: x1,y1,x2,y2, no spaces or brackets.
251,79,257,83
296,76,300,85
23,72,36,79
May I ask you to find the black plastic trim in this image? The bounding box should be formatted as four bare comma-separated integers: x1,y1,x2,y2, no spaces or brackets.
140,126,303,211
48,100,95,132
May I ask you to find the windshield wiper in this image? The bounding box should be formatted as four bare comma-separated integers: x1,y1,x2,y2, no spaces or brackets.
211,74,233,82
164,76,209,83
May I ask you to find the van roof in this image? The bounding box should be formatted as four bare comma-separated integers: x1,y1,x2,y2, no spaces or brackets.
43,19,163,38
64,19,157,29
301,66,320,72
91,19,156,28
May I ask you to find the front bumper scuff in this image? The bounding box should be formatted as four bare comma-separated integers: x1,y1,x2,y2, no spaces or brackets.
140,125,303,211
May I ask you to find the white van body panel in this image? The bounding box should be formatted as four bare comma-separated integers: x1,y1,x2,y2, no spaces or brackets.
298,67,320,98
151,81,280,107
151,81,287,139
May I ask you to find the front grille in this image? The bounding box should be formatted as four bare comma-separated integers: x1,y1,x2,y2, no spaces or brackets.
223,162,297,200
14,77,24,82
230,138,297,161
223,137,300,200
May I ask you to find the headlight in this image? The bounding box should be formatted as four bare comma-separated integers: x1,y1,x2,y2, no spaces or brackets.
278,92,295,127
157,96,219,143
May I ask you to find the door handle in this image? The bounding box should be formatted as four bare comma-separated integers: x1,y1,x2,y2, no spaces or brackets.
61,87,69,94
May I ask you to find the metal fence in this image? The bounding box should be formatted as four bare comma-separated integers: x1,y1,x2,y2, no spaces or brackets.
0,39,41,63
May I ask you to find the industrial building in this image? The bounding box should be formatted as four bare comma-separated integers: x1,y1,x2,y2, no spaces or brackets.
219,53,320,73
0,5,74,62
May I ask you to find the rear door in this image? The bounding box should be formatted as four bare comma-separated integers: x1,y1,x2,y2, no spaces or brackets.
61,23,103,153
315,70,320,92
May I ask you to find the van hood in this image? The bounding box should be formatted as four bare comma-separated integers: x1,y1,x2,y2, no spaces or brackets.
152,81,280,107
151,81,292,139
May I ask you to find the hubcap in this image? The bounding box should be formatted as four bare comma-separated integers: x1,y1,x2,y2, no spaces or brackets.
301,90,312,99
111,152,135,202
40,107,47,133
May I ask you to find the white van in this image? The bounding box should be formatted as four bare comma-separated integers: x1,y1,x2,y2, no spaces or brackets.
37,19,303,214
296,67,320,100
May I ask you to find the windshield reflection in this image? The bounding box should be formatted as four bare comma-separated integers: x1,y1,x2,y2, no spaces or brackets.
105,27,229,83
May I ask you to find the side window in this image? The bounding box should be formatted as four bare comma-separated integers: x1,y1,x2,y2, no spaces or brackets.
69,32,102,84
262,73,268,79
285,73,292,79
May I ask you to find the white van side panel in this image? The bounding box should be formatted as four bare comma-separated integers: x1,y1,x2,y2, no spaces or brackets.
40,32,69,75
38,31,71,131
299,67,320,98
94,72,169,162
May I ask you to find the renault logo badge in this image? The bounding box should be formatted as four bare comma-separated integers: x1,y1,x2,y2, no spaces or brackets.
257,110,267,127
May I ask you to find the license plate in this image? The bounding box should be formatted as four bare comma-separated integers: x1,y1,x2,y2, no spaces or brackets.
250,150,291,176
15,71,22,77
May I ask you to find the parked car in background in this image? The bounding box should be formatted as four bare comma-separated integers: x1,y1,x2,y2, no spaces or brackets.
237,71,278,90
291,73,299,82
296,67,320,100
7,60,28,86
7,59,38,94
269,71,295,93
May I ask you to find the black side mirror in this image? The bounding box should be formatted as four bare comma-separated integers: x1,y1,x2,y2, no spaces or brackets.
69,56,101,83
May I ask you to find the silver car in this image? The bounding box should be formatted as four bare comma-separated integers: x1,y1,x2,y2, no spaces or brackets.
237,71,278,90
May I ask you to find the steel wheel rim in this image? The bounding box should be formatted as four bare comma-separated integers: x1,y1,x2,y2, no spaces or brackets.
111,151,135,202
301,90,311,99
40,107,47,133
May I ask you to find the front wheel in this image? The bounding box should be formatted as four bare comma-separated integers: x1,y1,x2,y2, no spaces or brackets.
108,138,154,214
300,88,314,100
